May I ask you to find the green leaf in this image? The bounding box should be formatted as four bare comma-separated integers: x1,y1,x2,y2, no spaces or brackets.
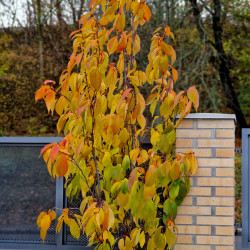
69,219,80,240
165,228,176,249
169,182,179,200
163,199,177,220
158,134,170,154
121,179,128,194
122,155,130,171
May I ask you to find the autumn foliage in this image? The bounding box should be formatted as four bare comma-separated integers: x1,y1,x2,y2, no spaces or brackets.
36,0,199,248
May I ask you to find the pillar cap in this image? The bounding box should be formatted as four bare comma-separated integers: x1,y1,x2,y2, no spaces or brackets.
178,113,236,123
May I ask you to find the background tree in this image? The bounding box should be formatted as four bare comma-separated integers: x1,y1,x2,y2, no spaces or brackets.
0,0,248,136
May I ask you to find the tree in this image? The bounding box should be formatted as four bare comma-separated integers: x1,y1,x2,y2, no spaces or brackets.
188,0,248,129
36,1,200,248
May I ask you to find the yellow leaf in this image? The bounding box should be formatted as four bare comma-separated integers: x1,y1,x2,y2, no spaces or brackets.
139,231,145,248
111,182,121,193
70,219,80,239
145,165,157,186
115,10,125,31
125,236,133,249
37,212,46,227
57,114,68,133
161,42,173,56
137,114,146,129
131,228,140,246
40,228,47,243
96,208,104,228
89,66,102,90
146,93,158,105
108,206,115,229
107,36,118,55
129,148,140,165
56,215,64,233
187,85,199,111
49,210,56,220
118,238,124,249
55,96,66,115
143,184,156,199
41,214,51,231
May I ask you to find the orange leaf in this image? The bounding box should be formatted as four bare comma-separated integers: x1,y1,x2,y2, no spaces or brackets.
69,29,81,38
173,91,185,108
45,91,55,112
143,4,151,21
89,0,97,9
170,66,178,83
40,228,47,243
77,100,89,117
128,168,138,190
40,143,57,157
56,154,68,178
75,52,83,65
35,87,46,101
102,208,109,232
187,86,199,111
132,102,141,119
165,26,170,36
116,32,127,53
49,145,60,163
122,88,132,100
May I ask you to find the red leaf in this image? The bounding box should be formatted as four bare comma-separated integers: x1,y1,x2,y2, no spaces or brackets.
43,80,55,85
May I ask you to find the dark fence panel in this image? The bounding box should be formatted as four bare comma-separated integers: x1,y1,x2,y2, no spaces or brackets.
242,129,250,248
0,137,151,250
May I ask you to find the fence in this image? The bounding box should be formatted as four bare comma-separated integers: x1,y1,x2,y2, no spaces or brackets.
0,113,236,249
242,128,250,248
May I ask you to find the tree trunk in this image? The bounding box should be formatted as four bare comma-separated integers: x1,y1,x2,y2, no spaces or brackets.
189,0,248,129
212,0,247,128
36,0,44,81
77,0,85,22
56,0,63,26
189,0,206,41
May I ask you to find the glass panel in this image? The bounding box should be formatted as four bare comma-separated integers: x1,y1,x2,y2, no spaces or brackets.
0,146,56,243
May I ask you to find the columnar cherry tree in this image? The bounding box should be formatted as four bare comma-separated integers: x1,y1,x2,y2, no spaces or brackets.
35,0,199,248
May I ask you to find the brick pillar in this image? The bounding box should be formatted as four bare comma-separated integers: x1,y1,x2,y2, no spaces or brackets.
175,113,236,250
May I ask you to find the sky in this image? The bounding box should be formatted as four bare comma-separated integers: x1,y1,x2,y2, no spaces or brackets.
0,0,27,28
